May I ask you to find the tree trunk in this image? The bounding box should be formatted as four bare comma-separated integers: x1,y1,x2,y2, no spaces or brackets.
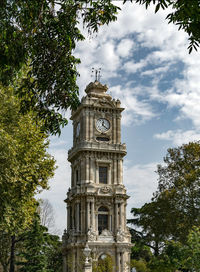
2,264,9,272
9,235,15,272
154,241,159,257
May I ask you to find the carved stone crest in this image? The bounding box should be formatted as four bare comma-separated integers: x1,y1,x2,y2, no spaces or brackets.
99,186,112,194
98,229,114,242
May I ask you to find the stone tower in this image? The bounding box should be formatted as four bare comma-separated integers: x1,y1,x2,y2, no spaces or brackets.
62,81,132,272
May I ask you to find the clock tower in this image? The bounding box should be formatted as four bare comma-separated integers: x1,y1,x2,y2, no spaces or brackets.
62,80,132,272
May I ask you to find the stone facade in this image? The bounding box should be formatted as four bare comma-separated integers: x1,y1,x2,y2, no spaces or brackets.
62,81,132,272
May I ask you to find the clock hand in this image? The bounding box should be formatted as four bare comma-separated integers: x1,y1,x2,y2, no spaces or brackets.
102,123,107,129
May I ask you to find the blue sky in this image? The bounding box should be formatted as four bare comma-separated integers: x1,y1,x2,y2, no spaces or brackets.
39,2,200,234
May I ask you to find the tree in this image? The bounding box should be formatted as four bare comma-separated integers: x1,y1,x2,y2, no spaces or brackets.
131,259,150,272
0,76,56,272
0,81,56,232
129,142,200,269
0,0,119,134
128,197,172,256
93,255,114,272
17,213,62,272
154,141,200,242
37,199,59,235
148,226,200,272
17,215,49,272
45,234,62,272
125,0,200,53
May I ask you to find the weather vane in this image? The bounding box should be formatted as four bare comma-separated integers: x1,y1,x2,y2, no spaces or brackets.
91,68,101,82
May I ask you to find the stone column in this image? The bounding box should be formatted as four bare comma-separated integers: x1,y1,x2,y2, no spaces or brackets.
115,203,118,231
118,159,123,184
86,111,89,141
96,212,98,233
82,114,86,141
76,202,79,232
116,115,121,144
112,115,116,144
87,201,90,230
124,203,127,231
90,157,94,183
108,163,111,184
113,157,117,184
121,252,124,272
86,156,89,183
119,203,123,228
117,252,121,272
91,201,95,229
89,112,93,141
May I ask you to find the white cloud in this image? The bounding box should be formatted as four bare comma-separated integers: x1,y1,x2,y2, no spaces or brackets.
124,59,147,74
109,85,156,126
141,65,169,76
124,162,158,218
154,129,200,145
116,39,135,58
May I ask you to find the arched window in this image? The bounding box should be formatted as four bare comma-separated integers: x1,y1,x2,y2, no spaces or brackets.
98,206,109,234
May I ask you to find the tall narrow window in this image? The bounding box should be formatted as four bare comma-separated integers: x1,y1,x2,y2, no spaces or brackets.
99,166,108,184
98,206,109,234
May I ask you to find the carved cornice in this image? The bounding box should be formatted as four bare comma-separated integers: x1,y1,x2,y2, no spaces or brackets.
68,142,126,161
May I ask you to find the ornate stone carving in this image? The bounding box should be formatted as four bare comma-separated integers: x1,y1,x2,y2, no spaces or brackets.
87,228,97,241
99,186,112,194
98,229,114,242
116,227,125,242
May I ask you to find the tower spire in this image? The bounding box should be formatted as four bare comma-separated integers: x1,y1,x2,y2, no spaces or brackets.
91,67,101,82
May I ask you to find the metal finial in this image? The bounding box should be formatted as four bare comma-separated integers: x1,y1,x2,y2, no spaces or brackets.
91,68,101,82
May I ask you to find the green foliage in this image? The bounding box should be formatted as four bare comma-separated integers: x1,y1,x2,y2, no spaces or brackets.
131,243,152,262
155,141,200,242
129,142,200,271
0,80,56,234
124,0,200,53
17,216,50,272
17,214,62,272
128,198,170,256
0,213,62,272
131,259,150,272
93,255,113,272
0,1,119,134
165,227,200,272
45,234,63,272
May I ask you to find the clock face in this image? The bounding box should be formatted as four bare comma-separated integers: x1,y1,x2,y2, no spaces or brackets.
76,122,80,136
96,118,110,132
